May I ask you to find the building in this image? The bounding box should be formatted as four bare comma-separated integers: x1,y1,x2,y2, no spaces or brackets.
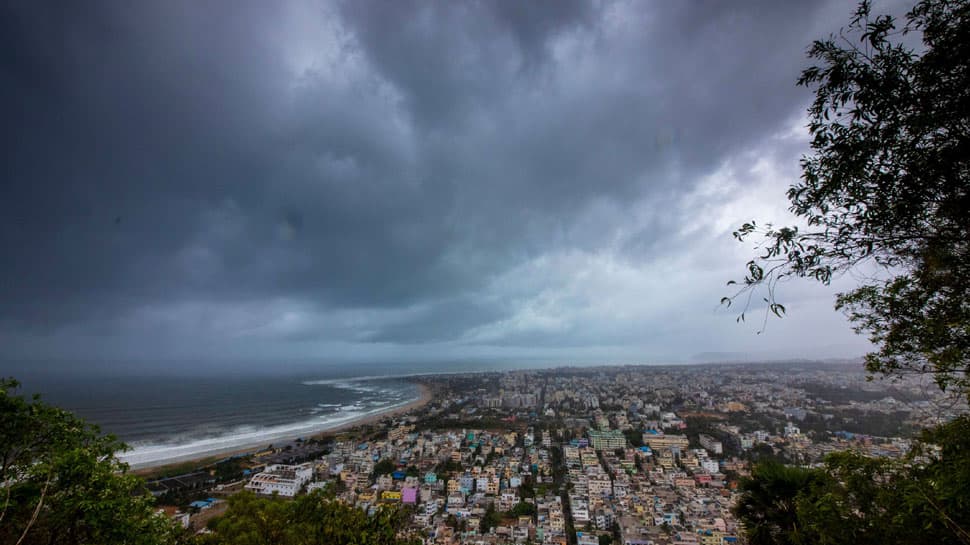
701,459,720,474
388,424,415,441
699,434,724,455
402,487,418,504
245,463,313,497
642,432,690,452
588,429,626,450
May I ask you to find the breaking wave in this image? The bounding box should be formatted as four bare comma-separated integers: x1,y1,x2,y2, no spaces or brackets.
119,393,417,469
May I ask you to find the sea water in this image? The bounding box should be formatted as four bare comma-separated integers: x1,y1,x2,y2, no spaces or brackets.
4,359,561,468
12,370,418,468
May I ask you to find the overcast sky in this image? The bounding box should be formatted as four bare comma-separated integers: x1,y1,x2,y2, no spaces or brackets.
1,1,896,371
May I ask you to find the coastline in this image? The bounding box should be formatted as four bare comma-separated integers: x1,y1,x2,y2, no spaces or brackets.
321,381,432,436
131,382,432,475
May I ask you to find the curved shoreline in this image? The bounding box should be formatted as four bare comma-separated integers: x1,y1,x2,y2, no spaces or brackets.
128,382,432,472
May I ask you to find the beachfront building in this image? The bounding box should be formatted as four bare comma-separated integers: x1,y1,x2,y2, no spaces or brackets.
245,463,313,497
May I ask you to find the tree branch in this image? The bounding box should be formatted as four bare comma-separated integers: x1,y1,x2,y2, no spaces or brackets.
16,469,52,545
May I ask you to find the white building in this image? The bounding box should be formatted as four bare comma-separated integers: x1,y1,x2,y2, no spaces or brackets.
570,497,590,523
701,459,720,474
699,434,724,455
588,475,613,497
245,463,313,497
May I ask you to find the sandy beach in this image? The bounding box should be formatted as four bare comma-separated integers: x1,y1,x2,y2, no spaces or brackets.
131,382,433,475
321,382,432,436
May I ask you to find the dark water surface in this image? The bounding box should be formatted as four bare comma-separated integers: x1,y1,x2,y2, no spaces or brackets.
4,359,554,467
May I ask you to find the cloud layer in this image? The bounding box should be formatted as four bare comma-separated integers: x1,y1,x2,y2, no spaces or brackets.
0,0,884,367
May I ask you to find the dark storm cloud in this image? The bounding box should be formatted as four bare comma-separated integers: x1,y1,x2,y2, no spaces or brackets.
361,297,508,344
336,0,595,126
2,1,462,324
332,0,831,239
0,0,877,360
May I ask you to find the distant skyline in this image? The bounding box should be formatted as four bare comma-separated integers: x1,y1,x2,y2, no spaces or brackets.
1,1,905,369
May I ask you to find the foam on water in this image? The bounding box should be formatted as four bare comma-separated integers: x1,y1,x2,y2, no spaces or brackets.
22,371,422,470
119,394,415,469
300,370,467,386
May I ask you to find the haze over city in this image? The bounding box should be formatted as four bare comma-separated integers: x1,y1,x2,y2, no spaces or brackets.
1,1,902,372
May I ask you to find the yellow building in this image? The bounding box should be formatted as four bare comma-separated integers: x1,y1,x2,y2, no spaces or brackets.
642,434,689,451
699,531,725,545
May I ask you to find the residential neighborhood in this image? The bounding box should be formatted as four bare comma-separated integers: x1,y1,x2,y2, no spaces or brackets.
149,362,963,544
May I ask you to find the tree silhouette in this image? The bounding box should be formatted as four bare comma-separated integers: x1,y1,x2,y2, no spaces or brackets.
726,0,970,400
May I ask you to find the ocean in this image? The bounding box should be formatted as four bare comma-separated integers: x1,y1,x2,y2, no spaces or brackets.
13,371,421,468
4,360,559,469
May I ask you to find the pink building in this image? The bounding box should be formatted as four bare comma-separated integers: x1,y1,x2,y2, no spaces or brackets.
694,474,713,485
402,487,418,504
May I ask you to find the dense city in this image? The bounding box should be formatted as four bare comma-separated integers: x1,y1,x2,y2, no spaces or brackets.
148,362,963,544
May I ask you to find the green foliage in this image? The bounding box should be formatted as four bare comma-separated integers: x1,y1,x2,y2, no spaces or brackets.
435,459,462,474
684,416,740,457
213,458,245,482
372,458,396,478
599,534,613,545
895,415,970,543
733,7,970,518
727,0,970,400
735,416,970,545
199,490,420,545
481,502,501,533
0,378,182,545
509,501,536,518
622,429,643,448
742,443,786,464
733,462,820,545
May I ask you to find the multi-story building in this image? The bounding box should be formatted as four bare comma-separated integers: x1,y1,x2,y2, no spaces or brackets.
643,432,690,452
699,434,724,455
588,429,627,450
245,463,313,497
